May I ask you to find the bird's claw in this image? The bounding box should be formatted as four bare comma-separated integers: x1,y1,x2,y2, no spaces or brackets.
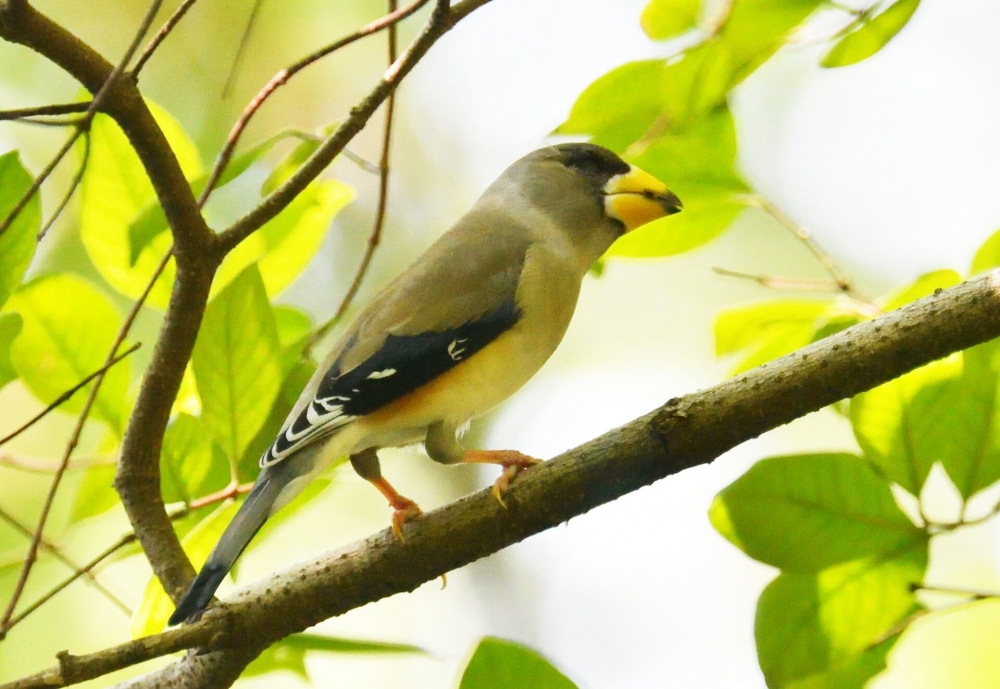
390,503,423,541
490,454,541,508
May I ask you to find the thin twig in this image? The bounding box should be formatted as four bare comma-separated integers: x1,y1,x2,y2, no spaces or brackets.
37,131,89,241
9,116,86,128
307,0,399,353
0,0,166,239
0,507,131,617
199,0,430,206
755,194,873,303
132,0,202,76
220,0,266,99
0,343,140,450
913,583,998,600
0,102,90,121
712,267,847,292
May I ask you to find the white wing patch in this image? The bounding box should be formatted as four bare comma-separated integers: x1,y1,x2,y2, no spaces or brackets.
447,338,469,361
366,368,397,380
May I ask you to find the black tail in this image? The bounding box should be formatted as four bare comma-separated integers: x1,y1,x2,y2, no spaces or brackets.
168,475,282,625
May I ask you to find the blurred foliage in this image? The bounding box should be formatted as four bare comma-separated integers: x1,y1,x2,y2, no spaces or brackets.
0,0,985,687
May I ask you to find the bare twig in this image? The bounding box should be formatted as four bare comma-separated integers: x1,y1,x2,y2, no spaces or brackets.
199,0,431,207
0,507,131,617
913,583,998,600
0,343,140,450
36,131,89,240
754,194,873,303
132,0,201,76
220,0,266,99
0,102,90,121
307,0,399,353
712,266,847,292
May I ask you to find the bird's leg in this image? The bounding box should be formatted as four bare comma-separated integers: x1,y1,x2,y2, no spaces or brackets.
350,448,422,540
425,422,541,507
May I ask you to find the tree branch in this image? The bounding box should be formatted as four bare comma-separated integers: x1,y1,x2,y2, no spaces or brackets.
6,271,999,689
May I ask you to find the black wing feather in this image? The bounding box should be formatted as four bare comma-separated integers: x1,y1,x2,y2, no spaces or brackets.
261,295,521,466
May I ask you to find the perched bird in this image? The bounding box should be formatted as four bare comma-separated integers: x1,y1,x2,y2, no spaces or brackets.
169,142,682,625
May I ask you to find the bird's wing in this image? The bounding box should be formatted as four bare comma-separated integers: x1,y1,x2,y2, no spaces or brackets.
260,216,532,467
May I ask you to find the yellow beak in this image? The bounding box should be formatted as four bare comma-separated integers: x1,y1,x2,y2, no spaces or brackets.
603,165,683,233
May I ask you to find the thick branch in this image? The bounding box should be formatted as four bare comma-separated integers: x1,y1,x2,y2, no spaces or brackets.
8,271,999,689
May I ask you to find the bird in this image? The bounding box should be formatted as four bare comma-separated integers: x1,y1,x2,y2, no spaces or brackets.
168,142,682,625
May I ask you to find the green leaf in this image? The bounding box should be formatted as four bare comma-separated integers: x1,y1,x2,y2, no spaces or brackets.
132,500,241,637
640,0,700,40
7,274,130,434
877,269,961,312
193,265,282,467
822,0,922,68
214,179,353,300
971,227,1000,275
850,354,992,496
81,102,201,308
161,413,226,504
755,545,926,688
0,151,40,309
246,633,426,679
710,453,926,571
459,637,578,689
0,312,22,390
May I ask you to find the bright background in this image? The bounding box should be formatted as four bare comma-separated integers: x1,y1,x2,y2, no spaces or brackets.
2,0,1000,686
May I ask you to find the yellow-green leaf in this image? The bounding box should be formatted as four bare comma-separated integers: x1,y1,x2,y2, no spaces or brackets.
822,0,922,68
0,151,40,309
80,102,201,308
131,500,241,637
193,265,282,466
8,274,130,434
640,0,700,40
